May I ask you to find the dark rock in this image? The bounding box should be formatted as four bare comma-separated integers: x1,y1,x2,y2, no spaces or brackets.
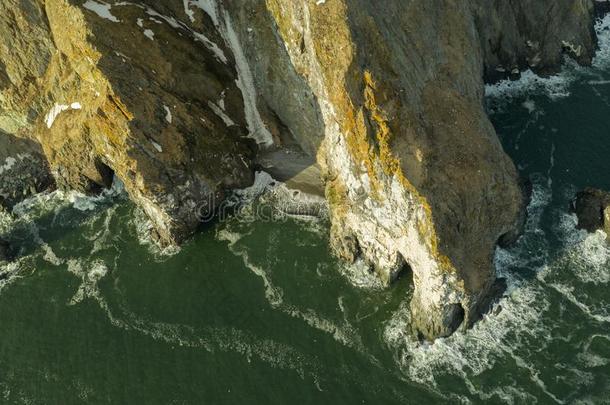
0,133,55,210
0,238,11,264
572,188,610,233
595,0,610,17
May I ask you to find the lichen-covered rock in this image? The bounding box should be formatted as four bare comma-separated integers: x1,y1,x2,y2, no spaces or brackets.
0,0,260,245
573,188,610,234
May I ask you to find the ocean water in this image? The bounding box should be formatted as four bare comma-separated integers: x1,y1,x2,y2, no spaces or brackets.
2,19,610,405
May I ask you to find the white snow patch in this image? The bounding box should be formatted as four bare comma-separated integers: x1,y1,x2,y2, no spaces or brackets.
144,7,227,63
221,12,274,146
45,102,82,129
192,2,273,145
192,0,218,25
0,157,16,175
163,105,172,123
150,140,163,153
82,0,120,23
183,0,196,23
143,29,155,40
208,101,235,127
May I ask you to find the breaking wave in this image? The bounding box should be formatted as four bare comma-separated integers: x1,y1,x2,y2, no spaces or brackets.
383,167,610,403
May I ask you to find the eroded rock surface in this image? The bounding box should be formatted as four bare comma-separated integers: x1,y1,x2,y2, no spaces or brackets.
0,0,600,339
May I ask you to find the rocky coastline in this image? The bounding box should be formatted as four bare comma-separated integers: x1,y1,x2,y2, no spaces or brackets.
0,0,603,339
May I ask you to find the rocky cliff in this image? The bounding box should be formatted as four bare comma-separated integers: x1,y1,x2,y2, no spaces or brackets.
0,0,598,339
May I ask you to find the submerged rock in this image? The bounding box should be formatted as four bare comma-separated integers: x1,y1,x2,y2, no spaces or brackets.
572,188,610,234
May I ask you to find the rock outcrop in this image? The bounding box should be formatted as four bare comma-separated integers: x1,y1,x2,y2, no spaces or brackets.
220,0,596,339
1,0,256,245
475,0,597,81
573,188,610,234
0,0,599,339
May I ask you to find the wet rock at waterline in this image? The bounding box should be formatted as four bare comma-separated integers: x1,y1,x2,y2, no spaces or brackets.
573,187,610,234
0,135,55,210
0,0,600,339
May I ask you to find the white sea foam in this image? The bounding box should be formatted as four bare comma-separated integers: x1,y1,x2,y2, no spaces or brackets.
485,68,575,102
72,265,323,385
217,227,284,307
383,176,557,402
593,14,610,70
67,259,109,305
130,207,180,258
553,212,610,285
337,258,385,290
216,217,372,357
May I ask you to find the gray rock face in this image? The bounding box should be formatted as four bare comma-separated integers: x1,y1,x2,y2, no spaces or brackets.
573,188,610,234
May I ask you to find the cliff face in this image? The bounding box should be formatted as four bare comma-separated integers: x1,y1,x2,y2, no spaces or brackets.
1,0,256,245
0,0,598,339
223,0,596,338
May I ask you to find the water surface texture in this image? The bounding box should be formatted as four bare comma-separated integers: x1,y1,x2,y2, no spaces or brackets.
2,18,610,405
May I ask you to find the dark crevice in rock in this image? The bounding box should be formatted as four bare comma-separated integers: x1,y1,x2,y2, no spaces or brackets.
443,303,466,336
469,277,508,326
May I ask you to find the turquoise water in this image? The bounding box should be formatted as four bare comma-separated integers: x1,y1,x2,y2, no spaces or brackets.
2,19,610,405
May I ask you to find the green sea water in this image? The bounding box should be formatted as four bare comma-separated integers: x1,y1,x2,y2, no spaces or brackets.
2,18,610,405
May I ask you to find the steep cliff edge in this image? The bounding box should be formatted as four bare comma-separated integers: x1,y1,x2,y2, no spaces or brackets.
220,0,596,339
0,0,598,339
